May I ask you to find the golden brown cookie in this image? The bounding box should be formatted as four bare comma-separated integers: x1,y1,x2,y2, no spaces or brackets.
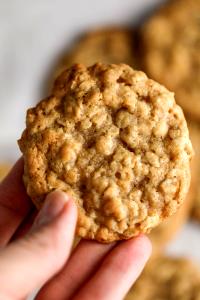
149,120,198,252
189,122,200,221
0,164,10,181
18,63,193,243
125,256,200,300
141,0,200,120
149,186,193,254
55,27,136,77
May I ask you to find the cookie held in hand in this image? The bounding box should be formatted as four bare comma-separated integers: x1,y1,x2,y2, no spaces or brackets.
18,63,193,242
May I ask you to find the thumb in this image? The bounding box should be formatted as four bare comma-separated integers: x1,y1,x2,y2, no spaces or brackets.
0,190,77,300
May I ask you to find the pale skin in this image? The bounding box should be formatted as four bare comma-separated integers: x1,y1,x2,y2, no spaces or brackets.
0,159,152,300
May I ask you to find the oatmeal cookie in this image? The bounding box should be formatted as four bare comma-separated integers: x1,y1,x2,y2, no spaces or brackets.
18,63,193,242
149,186,193,254
150,121,198,252
126,256,200,300
55,27,136,78
189,122,200,221
141,0,200,120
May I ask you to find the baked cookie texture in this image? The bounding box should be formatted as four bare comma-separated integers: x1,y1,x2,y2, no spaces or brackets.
141,0,200,120
189,122,200,222
19,63,193,242
125,256,200,300
55,28,136,77
150,122,198,252
149,185,193,254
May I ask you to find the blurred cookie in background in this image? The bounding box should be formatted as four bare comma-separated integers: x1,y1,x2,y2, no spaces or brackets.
191,185,200,221
141,0,200,120
54,27,136,78
189,122,200,222
0,164,10,181
125,255,200,300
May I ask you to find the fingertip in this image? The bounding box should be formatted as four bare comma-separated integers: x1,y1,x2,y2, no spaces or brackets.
123,235,152,266
46,190,71,202
49,190,77,215
46,190,77,214
0,193,77,299
71,235,152,300
34,190,77,229
131,234,152,259
62,192,78,221
109,235,152,274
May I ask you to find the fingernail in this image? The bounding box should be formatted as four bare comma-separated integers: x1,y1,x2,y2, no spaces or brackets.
34,190,70,228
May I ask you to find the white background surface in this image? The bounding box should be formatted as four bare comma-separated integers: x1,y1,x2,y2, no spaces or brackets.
0,1,199,298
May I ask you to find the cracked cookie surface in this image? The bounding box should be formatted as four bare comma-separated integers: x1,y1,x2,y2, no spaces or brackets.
141,0,200,120
19,63,193,242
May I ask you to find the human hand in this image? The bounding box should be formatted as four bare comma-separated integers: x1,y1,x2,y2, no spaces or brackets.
0,159,151,300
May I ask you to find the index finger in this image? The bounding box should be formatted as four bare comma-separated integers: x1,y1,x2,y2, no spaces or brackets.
73,235,152,300
0,158,32,246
